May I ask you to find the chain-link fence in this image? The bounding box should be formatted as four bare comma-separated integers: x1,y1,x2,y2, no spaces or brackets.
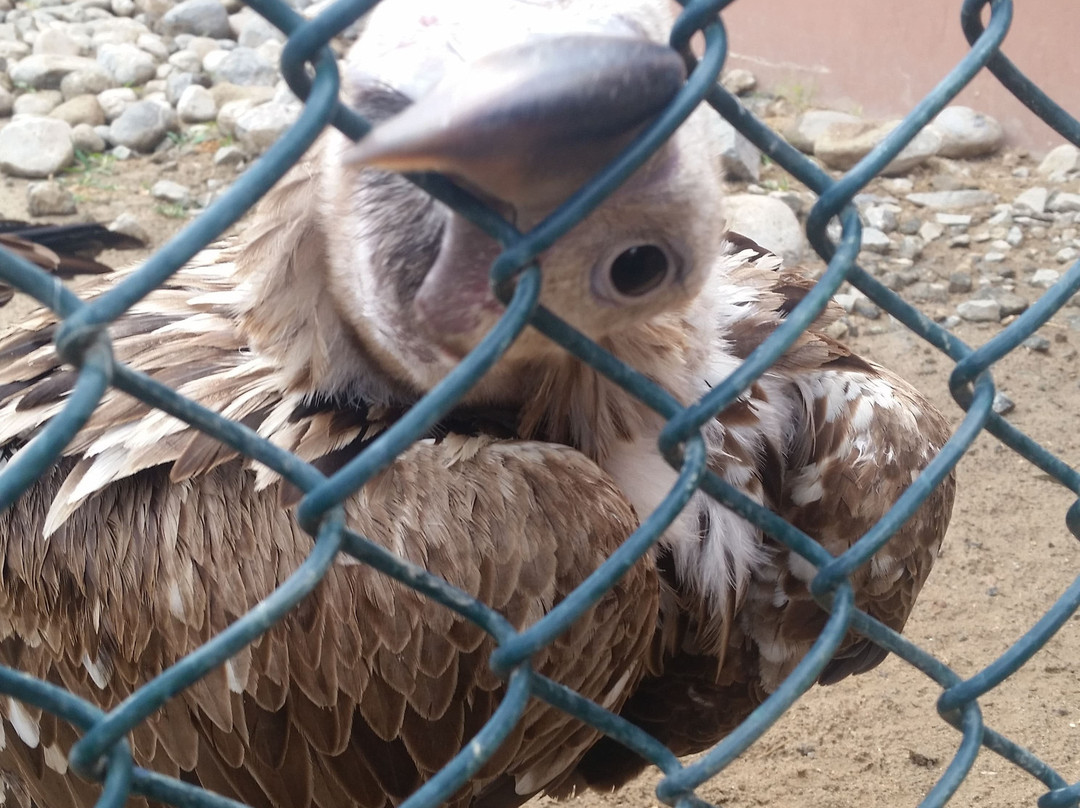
1,0,1079,806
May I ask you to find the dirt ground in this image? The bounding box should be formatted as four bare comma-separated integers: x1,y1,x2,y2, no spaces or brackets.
1,131,1079,808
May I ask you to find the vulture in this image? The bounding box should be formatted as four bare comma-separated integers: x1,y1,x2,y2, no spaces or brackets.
0,1,955,807
0,221,143,307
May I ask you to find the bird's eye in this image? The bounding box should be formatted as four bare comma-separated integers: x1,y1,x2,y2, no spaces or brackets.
598,244,677,303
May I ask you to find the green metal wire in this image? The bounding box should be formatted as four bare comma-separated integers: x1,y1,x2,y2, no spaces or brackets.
0,0,1078,807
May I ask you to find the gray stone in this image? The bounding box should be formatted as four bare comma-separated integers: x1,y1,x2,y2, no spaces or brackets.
1005,225,1024,247
108,99,177,152
898,235,923,260
1014,186,1049,215
931,106,1004,158
9,54,100,90
112,0,137,16
13,90,63,116
852,298,880,319
108,211,150,243
907,190,997,209
815,119,940,175
233,9,285,48
150,179,190,205
161,0,231,38
1055,248,1078,265
783,110,861,154
233,100,299,153
721,193,807,264
97,86,137,121
27,179,76,215
96,43,156,86
907,281,950,303
982,251,1007,263
213,143,245,166
1048,192,1080,213
948,273,973,294
49,94,104,127
176,84,215,122
208,46,276,87
0,116,74,177
59,65,116,98
701,112,759,182
1022,335,1051,353
991,291,1029,316
957,299,1002,322
992,392,1015,415
1037,144,1080,176
111,144,133,159
70,121,105,152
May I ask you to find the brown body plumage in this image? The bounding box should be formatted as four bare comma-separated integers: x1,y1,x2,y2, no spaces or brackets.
0,1,955,807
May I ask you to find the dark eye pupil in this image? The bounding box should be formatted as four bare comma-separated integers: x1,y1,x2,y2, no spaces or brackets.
610,245,670,297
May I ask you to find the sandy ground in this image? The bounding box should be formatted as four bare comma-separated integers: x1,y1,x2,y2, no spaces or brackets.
1,135,1079,808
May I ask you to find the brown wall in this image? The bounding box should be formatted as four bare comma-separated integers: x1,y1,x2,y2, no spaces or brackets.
718,0,1080,153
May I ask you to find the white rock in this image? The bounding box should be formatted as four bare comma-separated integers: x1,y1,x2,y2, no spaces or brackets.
97,86,137,122
931,106,1004,158
0,117,74,177
168,49,204,73
13,90,63,116
111,0,137,16
32,28,83,56
176,84,216,123
71,121,106,152
1005,226,1024,247
234,100,299,153
27,179,76,215
1055,249,1078,266
136,33,169,61
721,194,807,264
1048,192,1080,213
918,221,945,242
956,299,1002,322
1037,144,1080,176
783,110,861,154
151,179,190,205
9,54,100,90
1032,268,1062,286
97,43,156,86
59,65,116,99
815,119,941,175
860,227,892,253
708,115,759,182
906,190,996,209
935,213,973,226
865,204,899,233
1013,187,1049,215
721,68,756,96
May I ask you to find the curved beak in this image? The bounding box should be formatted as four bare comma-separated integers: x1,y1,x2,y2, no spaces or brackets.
346,34,686,212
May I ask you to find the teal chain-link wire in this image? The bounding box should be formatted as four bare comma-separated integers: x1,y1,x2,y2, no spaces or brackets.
0,0,1079,807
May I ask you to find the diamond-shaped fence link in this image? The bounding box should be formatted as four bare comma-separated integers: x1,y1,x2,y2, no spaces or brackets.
0,0,1078,807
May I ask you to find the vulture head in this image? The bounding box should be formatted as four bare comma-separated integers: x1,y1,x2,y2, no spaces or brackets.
295,0,726,398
